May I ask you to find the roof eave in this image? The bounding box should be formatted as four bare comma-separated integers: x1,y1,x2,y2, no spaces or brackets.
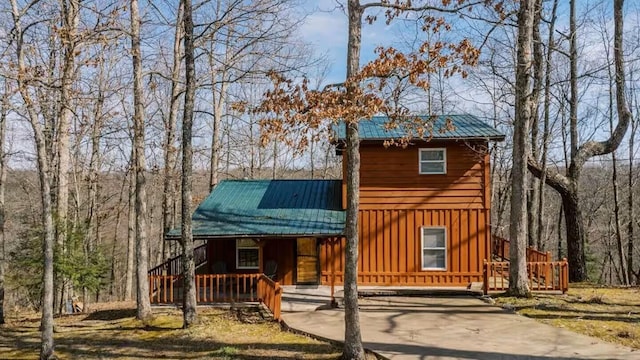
165,232,345,241
335,135,506,143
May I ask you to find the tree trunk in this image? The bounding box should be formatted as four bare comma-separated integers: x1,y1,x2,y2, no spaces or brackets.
11,1,57,355
125,166,135,301
56,0,80,314
509,0,535,297
342,1,365,359
0,81,7,325
131,0,152,321
628,89,637,283
612,0,632,285
537,0,558,251
529,0,631,282
162,2,183,262
181,0,198,328
562,190,586,281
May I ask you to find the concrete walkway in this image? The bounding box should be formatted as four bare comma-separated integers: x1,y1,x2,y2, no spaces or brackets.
280,289,638,360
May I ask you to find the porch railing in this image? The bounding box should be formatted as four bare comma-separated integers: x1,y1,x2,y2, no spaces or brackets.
148,243,208,277
148,273,282,321
492,235,551,263
483,259,569,294
257,274,282,320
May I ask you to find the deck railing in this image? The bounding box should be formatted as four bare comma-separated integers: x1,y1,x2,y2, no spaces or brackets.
148,273,282,320
492,235,551,263
148,243,208,277
483,259,569,294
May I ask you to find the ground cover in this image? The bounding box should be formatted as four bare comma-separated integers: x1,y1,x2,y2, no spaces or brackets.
0,302,342,359
493,284,640,349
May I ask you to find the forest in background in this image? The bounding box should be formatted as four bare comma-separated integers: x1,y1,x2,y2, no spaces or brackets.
0,0,638,318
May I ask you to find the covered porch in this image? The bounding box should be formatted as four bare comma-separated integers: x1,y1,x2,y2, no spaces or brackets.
148,179,346,317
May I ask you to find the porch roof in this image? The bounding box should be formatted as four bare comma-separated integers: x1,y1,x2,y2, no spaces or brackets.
166,179,345,239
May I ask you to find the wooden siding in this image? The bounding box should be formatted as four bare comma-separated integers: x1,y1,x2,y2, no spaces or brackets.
320,208,489,286
357,141,488,209
207,239,296,285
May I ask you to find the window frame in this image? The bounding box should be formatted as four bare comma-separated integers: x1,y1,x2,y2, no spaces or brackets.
420,226,447,271
236,239,260,270
418,148,447,175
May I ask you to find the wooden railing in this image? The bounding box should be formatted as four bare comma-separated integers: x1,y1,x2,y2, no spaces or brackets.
483,259,569,294
257,274,282,321
492,235,551,263
148,243,208,277
148,273,282,321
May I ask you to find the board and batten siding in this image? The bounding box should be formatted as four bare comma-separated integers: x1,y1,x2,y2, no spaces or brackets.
328,141,491,286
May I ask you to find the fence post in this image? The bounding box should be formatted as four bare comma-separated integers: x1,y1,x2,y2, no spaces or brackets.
561,258,569,293
274,282,282,321
482,259,488,295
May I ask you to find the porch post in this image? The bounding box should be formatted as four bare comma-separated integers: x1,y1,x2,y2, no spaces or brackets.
258,240,265,274
331,238,337,307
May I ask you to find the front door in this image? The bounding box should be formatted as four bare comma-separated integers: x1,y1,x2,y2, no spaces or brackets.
296,238,318,284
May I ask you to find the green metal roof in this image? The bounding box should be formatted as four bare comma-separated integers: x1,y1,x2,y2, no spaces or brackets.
167,179,345,239
333,114,504,141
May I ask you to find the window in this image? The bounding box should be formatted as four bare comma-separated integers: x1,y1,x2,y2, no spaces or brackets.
419,148,446,174
236,239,259,269
421,227,446,270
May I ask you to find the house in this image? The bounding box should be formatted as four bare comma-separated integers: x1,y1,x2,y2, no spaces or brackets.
158,114,502,287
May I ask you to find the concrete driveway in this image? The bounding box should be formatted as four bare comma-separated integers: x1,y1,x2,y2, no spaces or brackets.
281,295,638,360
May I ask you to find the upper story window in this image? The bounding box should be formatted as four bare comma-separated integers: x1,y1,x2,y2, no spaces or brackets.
419,148,446,174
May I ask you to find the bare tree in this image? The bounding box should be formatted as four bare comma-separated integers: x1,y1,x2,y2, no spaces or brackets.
509,0,535,297
130,0,152,321
181,0,198,328
528,0,632,282
10,0,57,356
161,2,183,263
0,80,8,324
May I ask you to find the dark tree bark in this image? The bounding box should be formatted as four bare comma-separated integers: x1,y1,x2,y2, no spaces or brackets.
181,0,198,328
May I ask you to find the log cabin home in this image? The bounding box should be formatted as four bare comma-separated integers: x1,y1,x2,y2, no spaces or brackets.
149,115,568,313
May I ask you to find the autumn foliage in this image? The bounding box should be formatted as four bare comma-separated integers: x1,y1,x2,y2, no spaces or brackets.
254,14,482,150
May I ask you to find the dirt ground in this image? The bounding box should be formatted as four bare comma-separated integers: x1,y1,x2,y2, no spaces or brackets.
493,284,640,349
0,302,342,359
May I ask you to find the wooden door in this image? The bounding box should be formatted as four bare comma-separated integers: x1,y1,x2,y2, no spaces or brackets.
296,238,318,284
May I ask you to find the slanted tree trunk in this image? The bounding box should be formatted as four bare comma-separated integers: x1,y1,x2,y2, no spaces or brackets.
130,0,152,321
181,0,198,328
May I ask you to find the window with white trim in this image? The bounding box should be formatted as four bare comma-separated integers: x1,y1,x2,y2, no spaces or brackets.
421,227,447,270
236,239,259,269
419,148,446,174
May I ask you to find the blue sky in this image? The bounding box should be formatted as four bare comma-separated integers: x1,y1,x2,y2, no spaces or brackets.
299,0,400,85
